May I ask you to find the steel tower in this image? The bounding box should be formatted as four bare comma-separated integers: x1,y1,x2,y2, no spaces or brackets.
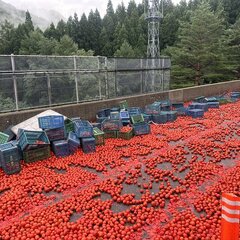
145,0,163,91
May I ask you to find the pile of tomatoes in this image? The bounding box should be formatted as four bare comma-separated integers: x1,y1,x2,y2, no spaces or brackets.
0,100,240,239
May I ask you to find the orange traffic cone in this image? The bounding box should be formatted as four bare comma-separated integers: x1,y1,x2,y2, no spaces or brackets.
221,193,240,240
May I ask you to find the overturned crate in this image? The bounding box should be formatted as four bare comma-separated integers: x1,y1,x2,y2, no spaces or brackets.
93,127,105,146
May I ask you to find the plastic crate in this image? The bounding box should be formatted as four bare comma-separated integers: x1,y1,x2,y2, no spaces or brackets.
110,111,120,120
93,127,105,146
176,107,188,116
64,119,74,133
3,126,16,141
81,137,96,154
128,107,142,116
143,114,152,123
120,110,130,120
0,132,9,144
133,123,150,136
110,107,120,112
52,140,70,157
96,116,108,124
152,113,168,124
45,127,65,142
122,119,131,126
172,103,184,109
102,119,122,131
189,103,208,112
119,129,134,140
144,104,161,115
119,100,128,110
187,109,204,118
104,130,119,139
97,109,107,118
207,102,220,108
131,114,144,124
67,132,80,154
218,98,229,105
11,140,23,160
0,143,21,175
18,130,50,151
74,120,93,138
23,146,50,163
92,123,102,129
38,115,64,130
167,111,177,122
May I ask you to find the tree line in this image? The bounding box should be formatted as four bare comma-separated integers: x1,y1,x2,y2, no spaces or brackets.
0,0,239,87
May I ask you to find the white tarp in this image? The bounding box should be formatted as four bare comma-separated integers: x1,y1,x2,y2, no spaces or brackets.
11,110,67,135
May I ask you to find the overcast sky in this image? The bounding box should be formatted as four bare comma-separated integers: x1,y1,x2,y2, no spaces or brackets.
4,0,182,19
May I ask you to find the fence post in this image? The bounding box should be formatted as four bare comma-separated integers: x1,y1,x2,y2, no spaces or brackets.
73,56,79,103
140,58,143,94
162,58,165,91
114,58,117,97
10,54,19,110
46,74,52,106
97,57,102,100
104,57,109,99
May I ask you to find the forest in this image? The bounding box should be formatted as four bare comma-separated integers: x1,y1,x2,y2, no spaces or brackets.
0,0,240,88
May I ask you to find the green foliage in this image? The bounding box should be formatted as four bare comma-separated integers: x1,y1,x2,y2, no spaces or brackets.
54,35,78,55
114,40,136,57
0,20,15,54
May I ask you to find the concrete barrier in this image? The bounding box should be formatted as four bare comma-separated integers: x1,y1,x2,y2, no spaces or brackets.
0,80,239,131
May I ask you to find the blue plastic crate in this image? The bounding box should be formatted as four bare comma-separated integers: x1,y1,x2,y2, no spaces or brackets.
52,140,70,157
97,109,107,118
102,119,123,131
110,111,120,120
74,120,93,138
0,142,21,175
128,107,142,116
23,146,50,163
11,140,23,160
110,107,120,112
188,109,204,118
120,110,130,120
67,132,80,154
167,111,178,122
189,103,208,112
38,115,64,130
133,123,150,136
122,119,131,126
176,107,188,116
143,114,152,123
18,130,50,151
194,96,205,103
45,127,65,142
145,104,161,115
96,116,108,124
81,137,96,154
207,102,220,108
203,97,218,103
152,113,168,124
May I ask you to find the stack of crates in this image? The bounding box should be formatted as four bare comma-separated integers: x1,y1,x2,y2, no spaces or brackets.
102,119,122,139
93,127,105,145
18,130,50,163
131,114,150,136
0,142,21,175
67,131,80,154
74,120,95,154
120,110,130,126
144,103,161,115
38,115,65,142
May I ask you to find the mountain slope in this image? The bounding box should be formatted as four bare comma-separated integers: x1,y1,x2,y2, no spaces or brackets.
0,0,64,29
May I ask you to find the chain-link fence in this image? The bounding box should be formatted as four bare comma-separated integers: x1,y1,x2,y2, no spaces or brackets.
0,55,171,112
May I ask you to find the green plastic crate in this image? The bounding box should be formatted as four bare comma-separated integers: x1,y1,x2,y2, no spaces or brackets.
104,130,119,139
64,119,74,133
0,132,9,144
23,146,50,163
119,100,128,110
93,127,105,146
131,114,144,124
119,129,133,140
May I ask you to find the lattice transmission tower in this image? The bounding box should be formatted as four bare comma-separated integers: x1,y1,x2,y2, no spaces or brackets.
144,0,163,92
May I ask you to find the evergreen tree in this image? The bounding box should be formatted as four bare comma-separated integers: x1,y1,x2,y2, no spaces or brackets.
44,23,58,39
0,20,15,54
167,2,225,85
116,2,126,24
25,10,34,33
114,40,136,57
99,27,112,56
54,35,78,55
56,20,67,40
79,13,89,50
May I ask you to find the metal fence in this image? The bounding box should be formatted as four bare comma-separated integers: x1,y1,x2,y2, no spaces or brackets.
0,55,171,112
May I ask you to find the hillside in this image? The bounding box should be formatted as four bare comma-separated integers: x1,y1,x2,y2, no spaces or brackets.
0,0,64,29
